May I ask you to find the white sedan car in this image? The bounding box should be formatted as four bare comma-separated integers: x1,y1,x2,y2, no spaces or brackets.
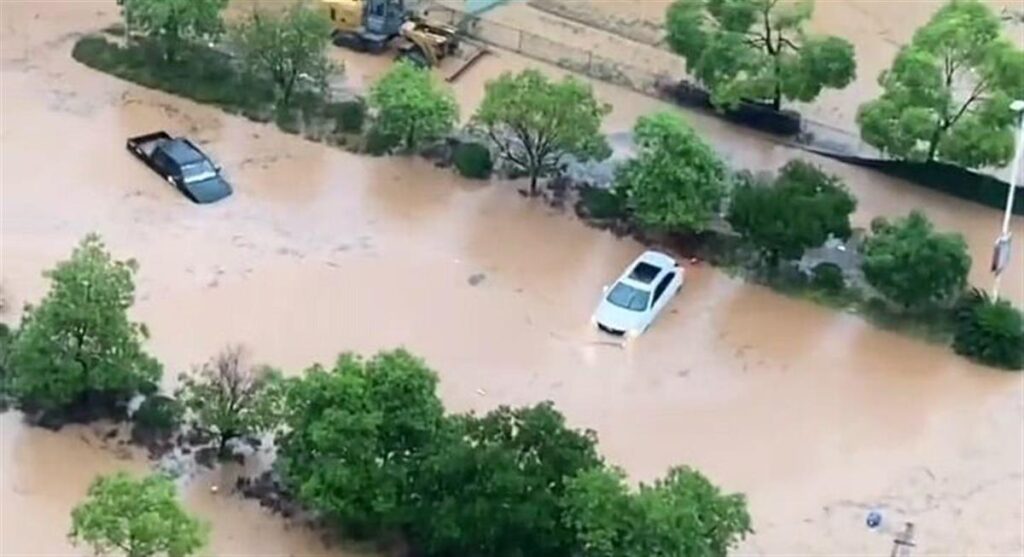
592,250,684,337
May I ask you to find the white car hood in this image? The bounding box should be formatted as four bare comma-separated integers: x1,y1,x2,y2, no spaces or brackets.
593,299,646,332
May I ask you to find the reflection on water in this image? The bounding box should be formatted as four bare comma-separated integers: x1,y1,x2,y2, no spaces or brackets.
1,1,1021,555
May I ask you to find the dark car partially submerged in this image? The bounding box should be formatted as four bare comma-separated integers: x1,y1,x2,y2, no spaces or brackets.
126,131,232,203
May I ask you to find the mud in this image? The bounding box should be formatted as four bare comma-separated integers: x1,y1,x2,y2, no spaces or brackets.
2,1,1023,556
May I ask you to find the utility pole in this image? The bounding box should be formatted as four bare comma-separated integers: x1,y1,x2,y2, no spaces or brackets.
889,522,916,557
992,99,1024,299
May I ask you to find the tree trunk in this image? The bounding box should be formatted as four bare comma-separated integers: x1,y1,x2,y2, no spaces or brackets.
926,123,945,162
529,167,539,196
772,55,782,111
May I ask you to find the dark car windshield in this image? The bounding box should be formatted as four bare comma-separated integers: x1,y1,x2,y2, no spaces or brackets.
606,282,650,311
186,176,232,204
181,160,217,183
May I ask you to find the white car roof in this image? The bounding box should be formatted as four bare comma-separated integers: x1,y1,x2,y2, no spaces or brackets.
618,250,678,289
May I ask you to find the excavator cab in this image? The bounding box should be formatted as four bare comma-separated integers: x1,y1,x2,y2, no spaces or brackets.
323,0,406,52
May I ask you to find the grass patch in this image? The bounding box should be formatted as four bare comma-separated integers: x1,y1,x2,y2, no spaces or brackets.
72,35,366,151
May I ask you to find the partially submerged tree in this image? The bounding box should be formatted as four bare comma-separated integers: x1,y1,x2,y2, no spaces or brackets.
862,211,971,311
473,69,611,195
7,234,161,415
857,0,1024,168
563,466,752,557
727,160,857,265
953,289,1024,370
368,61,458,153
232,3,336,106
176,345,282,455
277,349,444,537
407,402,602,557
121,0,228,61
615,112,728,232
666,0,856,110
70,472,207,557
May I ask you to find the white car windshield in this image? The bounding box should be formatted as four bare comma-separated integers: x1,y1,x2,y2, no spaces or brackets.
181,161,217,183
606,282,649,311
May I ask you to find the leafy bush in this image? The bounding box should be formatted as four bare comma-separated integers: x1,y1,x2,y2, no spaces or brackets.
579,187,625,220
133,395,183,435
452,141,493,179
326,99,366,133
364,127,400,156
728,160,856,266
811,262,845,293
953,289,1024,370
862,211,970,311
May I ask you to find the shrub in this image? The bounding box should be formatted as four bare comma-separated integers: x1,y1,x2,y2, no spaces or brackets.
580,187,625,220
953,289,1024,370
452,141,493,179
133,395,183,435
862,211,970,311
811,262,845,293
364,127,400,156
326,99,366,133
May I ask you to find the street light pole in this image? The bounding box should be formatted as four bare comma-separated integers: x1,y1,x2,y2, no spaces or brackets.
992,100,1024,300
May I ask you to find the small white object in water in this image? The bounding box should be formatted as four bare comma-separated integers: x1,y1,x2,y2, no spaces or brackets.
476,388,487,396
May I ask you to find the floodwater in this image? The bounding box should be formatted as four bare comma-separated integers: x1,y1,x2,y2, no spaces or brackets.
522,0,1024,134
2,1,1023,556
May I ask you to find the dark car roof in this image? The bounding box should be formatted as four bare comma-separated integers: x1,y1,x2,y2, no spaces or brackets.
160,139,205,164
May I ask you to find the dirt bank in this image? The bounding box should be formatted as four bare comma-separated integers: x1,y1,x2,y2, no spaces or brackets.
1,1,1022,555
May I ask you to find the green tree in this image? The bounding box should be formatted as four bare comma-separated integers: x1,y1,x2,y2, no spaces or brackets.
727,160,857,265
7,235,161,414
407,402,602,557
122,0,228,61
473,69,611,195
70,472,207,557
232,3,335,107
563,466,752,557
953,288,1024,370
176,345,283,456
862,211,971,311
666,0,856,110
857,0,1024,168
368,61,458,153
615,112,728,232
276,349,444,537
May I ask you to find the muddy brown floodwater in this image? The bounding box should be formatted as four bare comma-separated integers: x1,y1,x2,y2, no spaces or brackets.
2,1,1023,556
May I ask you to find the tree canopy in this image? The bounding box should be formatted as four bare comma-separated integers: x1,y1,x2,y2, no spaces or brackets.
276,349,444,537
666,0,856,110
857,0,1024,168
122,0,228,60
406,402,602,557
176,345,283,455
862,211,971,310
473,69,611,195
7,234,161,414
70,472,207,557
368,61,458,153
727,160,857,265
615,112,728,232
231,3,335,106
563,466,752,557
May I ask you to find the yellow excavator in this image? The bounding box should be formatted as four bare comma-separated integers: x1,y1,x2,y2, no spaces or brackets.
320,0,485,80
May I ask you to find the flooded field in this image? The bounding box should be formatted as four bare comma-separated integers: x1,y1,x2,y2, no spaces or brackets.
2,1,1023,556
522,0,1024,132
